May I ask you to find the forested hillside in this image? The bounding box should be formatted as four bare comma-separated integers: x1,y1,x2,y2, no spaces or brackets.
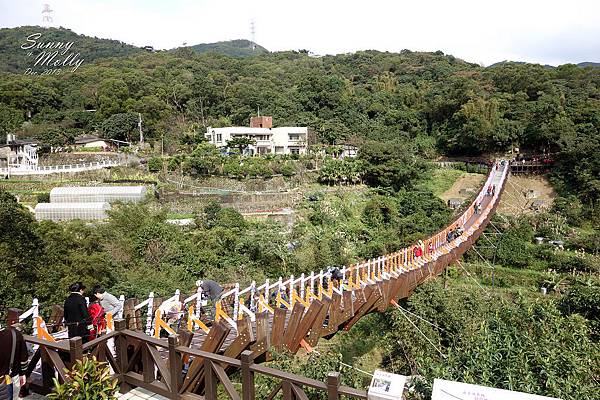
187,39,268,57
1,30,598,204
0,26,142,73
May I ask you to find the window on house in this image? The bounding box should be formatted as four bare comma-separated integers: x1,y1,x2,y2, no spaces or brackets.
216,134,222,143
288,134,301,141
290,147,300,154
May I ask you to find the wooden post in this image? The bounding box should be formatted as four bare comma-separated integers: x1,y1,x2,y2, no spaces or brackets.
40,347,54,390
327,372,340,400
142,343,153,383
168,335,182,399
282,381,293,400
68,337,83,364
114,319,131,393
204,358,217,399
241,350,255,400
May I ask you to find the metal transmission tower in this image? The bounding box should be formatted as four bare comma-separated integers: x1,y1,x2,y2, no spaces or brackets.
41,3,54,26
250,19,256,51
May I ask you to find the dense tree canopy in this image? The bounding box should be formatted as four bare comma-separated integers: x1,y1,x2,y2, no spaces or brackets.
1,32,597,201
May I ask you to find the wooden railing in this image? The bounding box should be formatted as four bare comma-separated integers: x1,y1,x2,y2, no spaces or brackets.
21,319,367,399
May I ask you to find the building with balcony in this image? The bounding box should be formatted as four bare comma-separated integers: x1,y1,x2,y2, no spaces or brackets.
205,116,308,155
0,134,38,171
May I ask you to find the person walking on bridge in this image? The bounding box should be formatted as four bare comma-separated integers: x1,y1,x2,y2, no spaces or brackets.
64,282,92,344
198,279,223,321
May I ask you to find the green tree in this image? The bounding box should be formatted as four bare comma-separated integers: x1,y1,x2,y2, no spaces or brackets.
187,142,222,175
0,103,23,135
226,136,255,155
99,112,139,142
359,140,429,191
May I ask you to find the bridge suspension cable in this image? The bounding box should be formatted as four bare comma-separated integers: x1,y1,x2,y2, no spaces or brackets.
391,300,446,359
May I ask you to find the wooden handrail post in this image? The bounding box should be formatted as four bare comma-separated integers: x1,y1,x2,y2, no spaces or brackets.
327,372,340,400
114,319,130,393
168,335,182,399
241,350,255,400
282,381,293,400
68,337,83,364
204,358,217,400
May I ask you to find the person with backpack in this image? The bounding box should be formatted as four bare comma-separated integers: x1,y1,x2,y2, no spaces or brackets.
0,323,29,400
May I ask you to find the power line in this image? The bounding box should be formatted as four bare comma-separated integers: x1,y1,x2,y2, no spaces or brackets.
391,300,446,359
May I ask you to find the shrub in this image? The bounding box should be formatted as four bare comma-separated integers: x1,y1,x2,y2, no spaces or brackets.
36,192,50,203
551,252,598,273
280,162,296,177
147,156,163,172
560,282,600,324
223,160,244,179
48,356,118,400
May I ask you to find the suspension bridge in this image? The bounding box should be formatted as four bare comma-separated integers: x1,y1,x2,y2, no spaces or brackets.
8,160,509,399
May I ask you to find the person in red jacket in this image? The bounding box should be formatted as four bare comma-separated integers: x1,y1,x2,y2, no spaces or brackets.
87,301,106,340
413,245,423,258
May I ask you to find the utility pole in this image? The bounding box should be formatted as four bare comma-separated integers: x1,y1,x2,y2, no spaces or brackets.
138,113,144,144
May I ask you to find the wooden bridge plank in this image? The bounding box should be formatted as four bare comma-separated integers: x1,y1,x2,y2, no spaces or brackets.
287,298,327,353
280,302,305,352
270,307,288,352
342,287,381,331
340,290,354,323
180,322,230,394
306,297,331,346
377,281,391,312
222,316,254,372
250,312,270,359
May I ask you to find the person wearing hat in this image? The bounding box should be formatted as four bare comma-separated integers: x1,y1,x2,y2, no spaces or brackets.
197,279,223,322
64,282,92,343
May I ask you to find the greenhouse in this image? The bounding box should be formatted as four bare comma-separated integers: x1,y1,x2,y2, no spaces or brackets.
49,186,147,203
35,202,111,221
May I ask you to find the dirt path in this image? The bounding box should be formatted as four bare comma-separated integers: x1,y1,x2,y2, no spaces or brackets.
497,175,557,215
440,173,485,203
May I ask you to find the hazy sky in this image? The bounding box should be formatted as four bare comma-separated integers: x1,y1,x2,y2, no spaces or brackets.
1,0,599,66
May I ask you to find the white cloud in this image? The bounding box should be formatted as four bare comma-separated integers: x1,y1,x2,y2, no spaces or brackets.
0,0,598,65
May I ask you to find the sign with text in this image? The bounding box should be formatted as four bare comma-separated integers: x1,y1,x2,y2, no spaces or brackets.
367,370,406,400
20,32,85,75
432,379,561,400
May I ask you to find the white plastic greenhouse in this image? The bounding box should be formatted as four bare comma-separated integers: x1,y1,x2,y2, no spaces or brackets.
49,186,147,204
35,202,111,221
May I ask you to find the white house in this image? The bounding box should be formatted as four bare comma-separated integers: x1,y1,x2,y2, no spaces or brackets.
205,116,308,155
73,135,130,151
0,134,38,170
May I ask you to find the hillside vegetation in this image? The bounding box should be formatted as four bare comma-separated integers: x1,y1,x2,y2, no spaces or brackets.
0,26,142,73
0,27,598,206
187,39,268,57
